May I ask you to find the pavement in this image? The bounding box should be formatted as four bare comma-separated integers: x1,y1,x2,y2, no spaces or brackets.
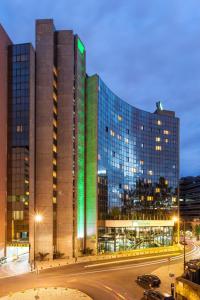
0,287,92,299
0,241,199,300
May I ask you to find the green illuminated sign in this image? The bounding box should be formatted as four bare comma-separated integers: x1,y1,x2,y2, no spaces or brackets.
77,38,85,54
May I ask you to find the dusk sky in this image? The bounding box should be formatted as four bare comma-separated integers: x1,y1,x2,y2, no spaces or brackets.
1,0,200,177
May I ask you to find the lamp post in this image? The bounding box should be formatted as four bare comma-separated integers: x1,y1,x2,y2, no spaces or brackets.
172,216,186,272
34,213,43,270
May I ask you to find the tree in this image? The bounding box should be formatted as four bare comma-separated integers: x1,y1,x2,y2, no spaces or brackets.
194,224,200,240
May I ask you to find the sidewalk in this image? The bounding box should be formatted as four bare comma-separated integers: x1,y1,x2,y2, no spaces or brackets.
36,245,181,271
151,242,200,294
0,287,92,300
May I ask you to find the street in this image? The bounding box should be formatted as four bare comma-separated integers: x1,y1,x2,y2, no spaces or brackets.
0,243,199,300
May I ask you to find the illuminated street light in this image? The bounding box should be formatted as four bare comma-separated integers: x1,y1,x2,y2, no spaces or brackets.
33,213,43,271
172,216,178,223
35,214,43,223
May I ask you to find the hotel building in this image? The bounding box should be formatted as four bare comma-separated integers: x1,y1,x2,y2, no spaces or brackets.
0,19,179,260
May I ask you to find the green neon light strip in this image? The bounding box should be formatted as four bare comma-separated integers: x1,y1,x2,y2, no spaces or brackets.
86,75,98,238
77,45,85,238
78,38,85,54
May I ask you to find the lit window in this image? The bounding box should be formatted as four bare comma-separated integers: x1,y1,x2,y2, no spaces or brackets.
118,115,122,121
125,138,129,144
165,138,168,143
165,180,168,185
148,170,153,175
172,197,176,203
163,130,169,135
140,160,144,165
53,131,57,140
13,211,24,221
157,120,162,125
53,184,57,190
110,130,115,136
131,167,136,173
155,145,162,151
53,145,57,153
53,92,57,101
117,134,122,140
53,171,57,178
155,188,160,193
147,179,152,184
98,154,101,160
53,106,57,114
53,197,57,204
156,137,161,142
53,119,57,127
16,125,23,132
53,158,57,165
141,196,144,201
124,185,128,190
141,143,144,148
147,196,153,201
140,125,144,130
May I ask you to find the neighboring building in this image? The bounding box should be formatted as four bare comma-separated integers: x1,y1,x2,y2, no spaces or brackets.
180,176,200,221
0,19,179,260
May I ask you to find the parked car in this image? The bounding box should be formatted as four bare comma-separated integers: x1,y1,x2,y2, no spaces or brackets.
143,290,174,300
136,274,161,288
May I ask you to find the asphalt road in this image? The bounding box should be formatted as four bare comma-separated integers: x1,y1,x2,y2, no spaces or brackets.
0,243,199,300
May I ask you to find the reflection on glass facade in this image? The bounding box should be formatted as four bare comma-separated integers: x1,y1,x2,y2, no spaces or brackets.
7,44,31,243
97,77,179,252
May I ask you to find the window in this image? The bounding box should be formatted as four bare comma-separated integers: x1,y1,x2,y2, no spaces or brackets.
110,129,115,136
148,170,153,175
16,125,23,132
147,196,153,201
140,160,144,165
155,145,162,151
125,138,129,144
165,138,169,143
155,137,161,142
157,120,162,125
155,188,160,193
118,115,122,121
141,143,144,148
140,125,144,130
13,211,24,220
163,130,169,135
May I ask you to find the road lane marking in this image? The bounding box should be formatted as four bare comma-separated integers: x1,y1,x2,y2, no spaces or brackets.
102,284,127,300
104,285,113,291
84,252,181,268
116,293,126,300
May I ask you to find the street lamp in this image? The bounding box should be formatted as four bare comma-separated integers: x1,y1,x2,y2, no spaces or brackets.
34,213,43,270
172,216,186,271
172,216,180,245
